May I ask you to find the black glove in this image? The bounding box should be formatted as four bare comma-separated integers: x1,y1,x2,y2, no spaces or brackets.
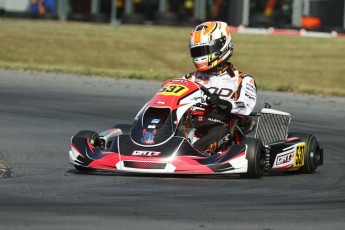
206,93,221,108
206,93,232,115
218,99,233,115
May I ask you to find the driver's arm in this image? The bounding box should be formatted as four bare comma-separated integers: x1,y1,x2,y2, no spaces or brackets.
230,76,257,116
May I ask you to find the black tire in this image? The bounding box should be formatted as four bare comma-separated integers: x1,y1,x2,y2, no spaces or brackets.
74,130,101,147
288,132,322,173
240,138,266,178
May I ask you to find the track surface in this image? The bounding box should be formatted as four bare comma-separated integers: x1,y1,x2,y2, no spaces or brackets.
0,70,344,230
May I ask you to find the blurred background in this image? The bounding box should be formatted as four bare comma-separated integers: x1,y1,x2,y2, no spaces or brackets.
0,0,344,32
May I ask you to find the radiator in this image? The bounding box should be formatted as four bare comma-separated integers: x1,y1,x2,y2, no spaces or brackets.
254,108,291,144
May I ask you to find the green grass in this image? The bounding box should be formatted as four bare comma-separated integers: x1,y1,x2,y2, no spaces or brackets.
1,19,345,96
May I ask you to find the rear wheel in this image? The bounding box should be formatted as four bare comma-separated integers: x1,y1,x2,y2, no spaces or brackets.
240,138,266,178
288,132,323,173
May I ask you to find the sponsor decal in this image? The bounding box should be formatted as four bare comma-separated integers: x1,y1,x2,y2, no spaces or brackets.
170,79,189,84
191,41,210,47
246,85,256,93
154,101,166,105
221,77,231,82
245,92,256,100
132,150,161,157
235,101,245,108
141,129,156,144
151,119,161,124
272,146,295,169
246,82,255,88
207,117,227,125
276,152,294,165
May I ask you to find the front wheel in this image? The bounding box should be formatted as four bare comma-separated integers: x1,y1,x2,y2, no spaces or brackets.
240,138,266,179
74,130,102,147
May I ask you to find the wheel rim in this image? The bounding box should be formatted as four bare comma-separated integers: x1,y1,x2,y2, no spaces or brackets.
313,147,322,165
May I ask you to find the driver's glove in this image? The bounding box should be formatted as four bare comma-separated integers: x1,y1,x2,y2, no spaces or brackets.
206,93,232,115
206,93,221,108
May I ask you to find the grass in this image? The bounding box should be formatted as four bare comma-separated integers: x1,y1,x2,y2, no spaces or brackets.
1,18,345,96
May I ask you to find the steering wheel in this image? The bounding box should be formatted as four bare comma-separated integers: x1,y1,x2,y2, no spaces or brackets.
194,82,212,97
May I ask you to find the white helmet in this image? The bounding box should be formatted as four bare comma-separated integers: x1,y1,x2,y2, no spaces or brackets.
189,21,234,72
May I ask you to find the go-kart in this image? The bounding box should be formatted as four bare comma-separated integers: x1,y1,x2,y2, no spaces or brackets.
69,78,323,178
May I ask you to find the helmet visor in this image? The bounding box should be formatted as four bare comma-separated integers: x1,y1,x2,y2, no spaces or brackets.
190,36,226,58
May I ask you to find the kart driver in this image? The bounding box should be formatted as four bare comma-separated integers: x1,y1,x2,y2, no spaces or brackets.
183,21,257,154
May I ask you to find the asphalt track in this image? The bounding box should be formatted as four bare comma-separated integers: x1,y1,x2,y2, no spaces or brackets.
0,70,344,230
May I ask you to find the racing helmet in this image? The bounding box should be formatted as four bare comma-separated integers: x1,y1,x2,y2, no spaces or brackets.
189,21,234,72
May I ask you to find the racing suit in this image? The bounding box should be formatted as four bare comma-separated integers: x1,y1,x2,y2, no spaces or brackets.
183,62,257,153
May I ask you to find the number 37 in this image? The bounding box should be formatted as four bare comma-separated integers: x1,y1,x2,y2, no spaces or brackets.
160,85,186,93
